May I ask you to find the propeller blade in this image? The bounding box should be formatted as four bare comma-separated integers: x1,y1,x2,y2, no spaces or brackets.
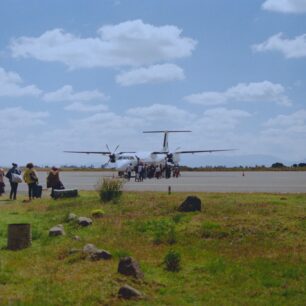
106,144,111,153
114,145,120,153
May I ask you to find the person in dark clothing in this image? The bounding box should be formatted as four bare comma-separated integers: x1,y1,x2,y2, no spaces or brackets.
165,164,172,179
5,163,22,200
47,167,64,198
0,168,5,196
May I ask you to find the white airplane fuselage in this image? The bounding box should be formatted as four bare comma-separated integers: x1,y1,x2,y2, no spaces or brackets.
111,151,180,172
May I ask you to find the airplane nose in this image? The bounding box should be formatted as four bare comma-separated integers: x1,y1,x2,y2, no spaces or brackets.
117,161,128,171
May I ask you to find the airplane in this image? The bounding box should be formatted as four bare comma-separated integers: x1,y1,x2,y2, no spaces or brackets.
64,130,234,176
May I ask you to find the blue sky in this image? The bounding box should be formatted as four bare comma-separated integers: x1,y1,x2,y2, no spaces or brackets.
0,0,306,167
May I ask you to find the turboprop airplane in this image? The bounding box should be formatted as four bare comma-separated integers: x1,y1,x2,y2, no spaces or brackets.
64,130,234,176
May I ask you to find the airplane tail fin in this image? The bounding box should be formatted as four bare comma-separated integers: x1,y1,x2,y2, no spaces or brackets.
143,130,191,152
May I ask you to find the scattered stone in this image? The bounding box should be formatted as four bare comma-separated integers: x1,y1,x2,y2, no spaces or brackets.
83,243,98,254
178,196,202,212
118,256,143,279
49,224,65,237
78,217,93,227
118,284,142,299
90,249,112,261
73,235,81,241
67,213,77,222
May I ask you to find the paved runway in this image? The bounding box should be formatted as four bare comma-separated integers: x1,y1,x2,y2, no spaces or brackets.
9,171,306,193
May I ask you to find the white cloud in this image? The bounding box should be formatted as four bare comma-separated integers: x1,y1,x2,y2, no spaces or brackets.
262,0,306,13
258,110,306,159
0,67,42,97
116,64,185,86
10,20,197,69
184,81,291,106
75,111,144,134
126,103,194,122
43,85,108,102
191,108,251,132
253,33,306,58
67,104,196,151
264,109,306,128
64,102,108,112
0,107,49,129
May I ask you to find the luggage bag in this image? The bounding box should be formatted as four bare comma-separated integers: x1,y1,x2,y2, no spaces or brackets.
34,184,43,198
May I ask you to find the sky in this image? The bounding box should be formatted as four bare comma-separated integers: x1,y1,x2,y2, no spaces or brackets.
0,0,306,167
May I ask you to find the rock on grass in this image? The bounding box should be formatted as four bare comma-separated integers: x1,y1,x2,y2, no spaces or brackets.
118,256,143,279
49,224,65,237
78,217,93,227
178,196,201,212
118,284,142,299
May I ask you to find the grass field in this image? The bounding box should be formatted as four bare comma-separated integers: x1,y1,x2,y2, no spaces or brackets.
0,191,305,305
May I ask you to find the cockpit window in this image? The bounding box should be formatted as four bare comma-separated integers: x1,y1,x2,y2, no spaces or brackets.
118,156,135,160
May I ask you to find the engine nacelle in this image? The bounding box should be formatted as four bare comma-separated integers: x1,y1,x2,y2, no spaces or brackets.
109,154,116,163
167,153,174,163
167,153,180,164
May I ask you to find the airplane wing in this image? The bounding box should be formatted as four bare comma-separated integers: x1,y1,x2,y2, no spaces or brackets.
152,149,235,154
176,149,235,154
64,151,111,155
64,150,136,155
151,151,169,154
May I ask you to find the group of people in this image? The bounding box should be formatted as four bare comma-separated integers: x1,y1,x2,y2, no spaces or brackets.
125,163,180,181
0,163,64,200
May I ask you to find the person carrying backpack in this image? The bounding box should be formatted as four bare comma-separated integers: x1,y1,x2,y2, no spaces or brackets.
5,163,22,200
23,163,38,201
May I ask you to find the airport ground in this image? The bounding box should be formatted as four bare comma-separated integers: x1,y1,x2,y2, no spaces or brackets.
12,170,306,194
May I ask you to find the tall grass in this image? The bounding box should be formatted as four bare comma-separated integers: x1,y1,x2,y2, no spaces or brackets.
97,178,124,203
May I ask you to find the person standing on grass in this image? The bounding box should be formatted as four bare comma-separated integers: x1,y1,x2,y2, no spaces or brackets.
0,168,5,196
5,163,22,200
23,163,38,201
46,166,64,198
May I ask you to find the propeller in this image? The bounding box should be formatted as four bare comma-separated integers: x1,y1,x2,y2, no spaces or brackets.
167,147,181,164
106,144,120,163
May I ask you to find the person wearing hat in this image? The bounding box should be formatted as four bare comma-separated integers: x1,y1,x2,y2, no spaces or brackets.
47,166,64,198
0,168,5,196
5,163,22,200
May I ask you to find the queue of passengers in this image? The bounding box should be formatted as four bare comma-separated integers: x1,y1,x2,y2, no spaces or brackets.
125,162,180,181
0,163,64,201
